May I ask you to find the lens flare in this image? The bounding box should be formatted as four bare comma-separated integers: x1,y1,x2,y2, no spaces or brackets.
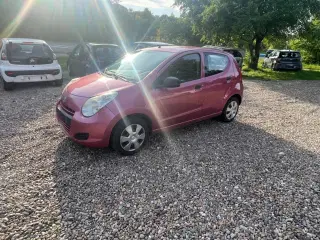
0,0,36,38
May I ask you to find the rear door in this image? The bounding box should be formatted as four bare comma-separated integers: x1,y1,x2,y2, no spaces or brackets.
201,52,233,115
69,45,81,76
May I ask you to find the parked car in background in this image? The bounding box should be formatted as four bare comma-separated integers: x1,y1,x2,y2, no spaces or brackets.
0,38,62,91
57,46,243,155
67,43,124,77
132,42,173,51
203,46,244,69
263,50,302,71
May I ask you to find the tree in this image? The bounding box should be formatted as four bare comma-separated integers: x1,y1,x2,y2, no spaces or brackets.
289,19,320,64
175,0,320,69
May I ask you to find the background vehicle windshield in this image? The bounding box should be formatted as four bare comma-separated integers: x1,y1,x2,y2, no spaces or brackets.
105,50,174,82
6,42,54,65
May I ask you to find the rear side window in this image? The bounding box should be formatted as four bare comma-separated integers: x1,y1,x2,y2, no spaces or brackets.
279,52,300,58
158,53,201,84
205,53,229,77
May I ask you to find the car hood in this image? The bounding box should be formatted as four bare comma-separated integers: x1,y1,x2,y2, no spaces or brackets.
66,73,135,98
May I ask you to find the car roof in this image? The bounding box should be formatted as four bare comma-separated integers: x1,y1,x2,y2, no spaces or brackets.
2,38,46,44
87,43,119,47
203,45,241,51
279,49,300,52
134,41,173,46
141,46,229,55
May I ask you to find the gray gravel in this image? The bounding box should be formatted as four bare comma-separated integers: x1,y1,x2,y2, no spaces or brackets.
0,79,320,239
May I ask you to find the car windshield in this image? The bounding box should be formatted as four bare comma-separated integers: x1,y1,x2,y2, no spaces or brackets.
279,52,300,58
104,50,174,82
6,42,54,65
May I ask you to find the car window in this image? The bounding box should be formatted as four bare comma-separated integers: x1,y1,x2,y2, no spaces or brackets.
105,50,174,82
158,53,201,84
94,46,123,61
72,46,81,58
5,42,54,65
279,52,300,58
205,53,229,77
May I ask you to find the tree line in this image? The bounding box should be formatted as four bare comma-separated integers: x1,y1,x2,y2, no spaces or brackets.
0,0,199,46
0,0,319,69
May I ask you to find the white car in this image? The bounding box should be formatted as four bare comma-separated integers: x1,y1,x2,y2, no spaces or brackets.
0,38,63,90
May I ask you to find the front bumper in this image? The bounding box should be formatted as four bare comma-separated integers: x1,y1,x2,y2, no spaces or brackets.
56,101,116,148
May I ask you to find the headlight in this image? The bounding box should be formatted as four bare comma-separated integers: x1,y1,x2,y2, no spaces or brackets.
82,92,118,117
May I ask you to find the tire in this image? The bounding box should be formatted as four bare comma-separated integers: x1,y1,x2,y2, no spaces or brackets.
111,116,150,155
220,97,240,122
54,79,63,86
68,65,73,77
1,77,15,91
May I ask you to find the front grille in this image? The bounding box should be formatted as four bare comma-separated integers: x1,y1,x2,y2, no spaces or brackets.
57,106,72,132
60,102,75,116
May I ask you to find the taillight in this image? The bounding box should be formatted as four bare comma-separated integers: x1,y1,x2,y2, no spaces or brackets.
5,71,14,77
53,53,57,60
1,52,7,60
52,69,60,75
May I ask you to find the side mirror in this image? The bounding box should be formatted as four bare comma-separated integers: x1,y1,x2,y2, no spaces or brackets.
163,77,180,88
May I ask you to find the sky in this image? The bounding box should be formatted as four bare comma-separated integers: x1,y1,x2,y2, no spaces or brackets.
120,0,180,16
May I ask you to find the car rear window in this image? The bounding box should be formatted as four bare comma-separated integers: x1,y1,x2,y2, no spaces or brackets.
6,42,54,65
279,52,300,58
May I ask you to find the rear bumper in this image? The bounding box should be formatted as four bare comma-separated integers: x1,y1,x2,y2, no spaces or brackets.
1,72,62,82
56,101,116,148
274,63,302,70
0,64,62,82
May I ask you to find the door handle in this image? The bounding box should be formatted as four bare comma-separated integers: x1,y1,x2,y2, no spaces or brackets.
195,84,202,90
226,76,232,82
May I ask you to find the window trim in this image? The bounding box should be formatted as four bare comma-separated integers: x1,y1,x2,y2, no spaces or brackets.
204,52,229,77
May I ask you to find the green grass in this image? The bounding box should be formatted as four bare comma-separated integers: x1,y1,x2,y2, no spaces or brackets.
242,59,320,80
57,56,68,72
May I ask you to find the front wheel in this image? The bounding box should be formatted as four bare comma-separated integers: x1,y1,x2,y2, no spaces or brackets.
220,97,240,122
111,117,150,155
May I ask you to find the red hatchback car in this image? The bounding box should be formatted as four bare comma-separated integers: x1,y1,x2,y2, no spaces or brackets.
56,46,243,155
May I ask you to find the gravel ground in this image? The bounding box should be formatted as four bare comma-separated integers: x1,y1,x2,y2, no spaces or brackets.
0,79,319,239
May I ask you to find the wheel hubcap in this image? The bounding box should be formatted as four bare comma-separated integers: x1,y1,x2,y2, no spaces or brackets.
120,124,145,152
226,101,238,120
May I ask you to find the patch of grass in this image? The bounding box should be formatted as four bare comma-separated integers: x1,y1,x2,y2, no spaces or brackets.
303,63,320,71
242,59,320,80
242,67,320,80
57,56,68,72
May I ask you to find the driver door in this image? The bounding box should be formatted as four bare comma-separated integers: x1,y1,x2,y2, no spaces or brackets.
151,53,206,127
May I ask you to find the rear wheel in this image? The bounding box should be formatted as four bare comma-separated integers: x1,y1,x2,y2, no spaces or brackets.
220,97,240,122
111,117,150,155
1,77,15,91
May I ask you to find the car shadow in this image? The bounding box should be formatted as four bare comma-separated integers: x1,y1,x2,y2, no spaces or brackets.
53,119,320,239
248,79,320,106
